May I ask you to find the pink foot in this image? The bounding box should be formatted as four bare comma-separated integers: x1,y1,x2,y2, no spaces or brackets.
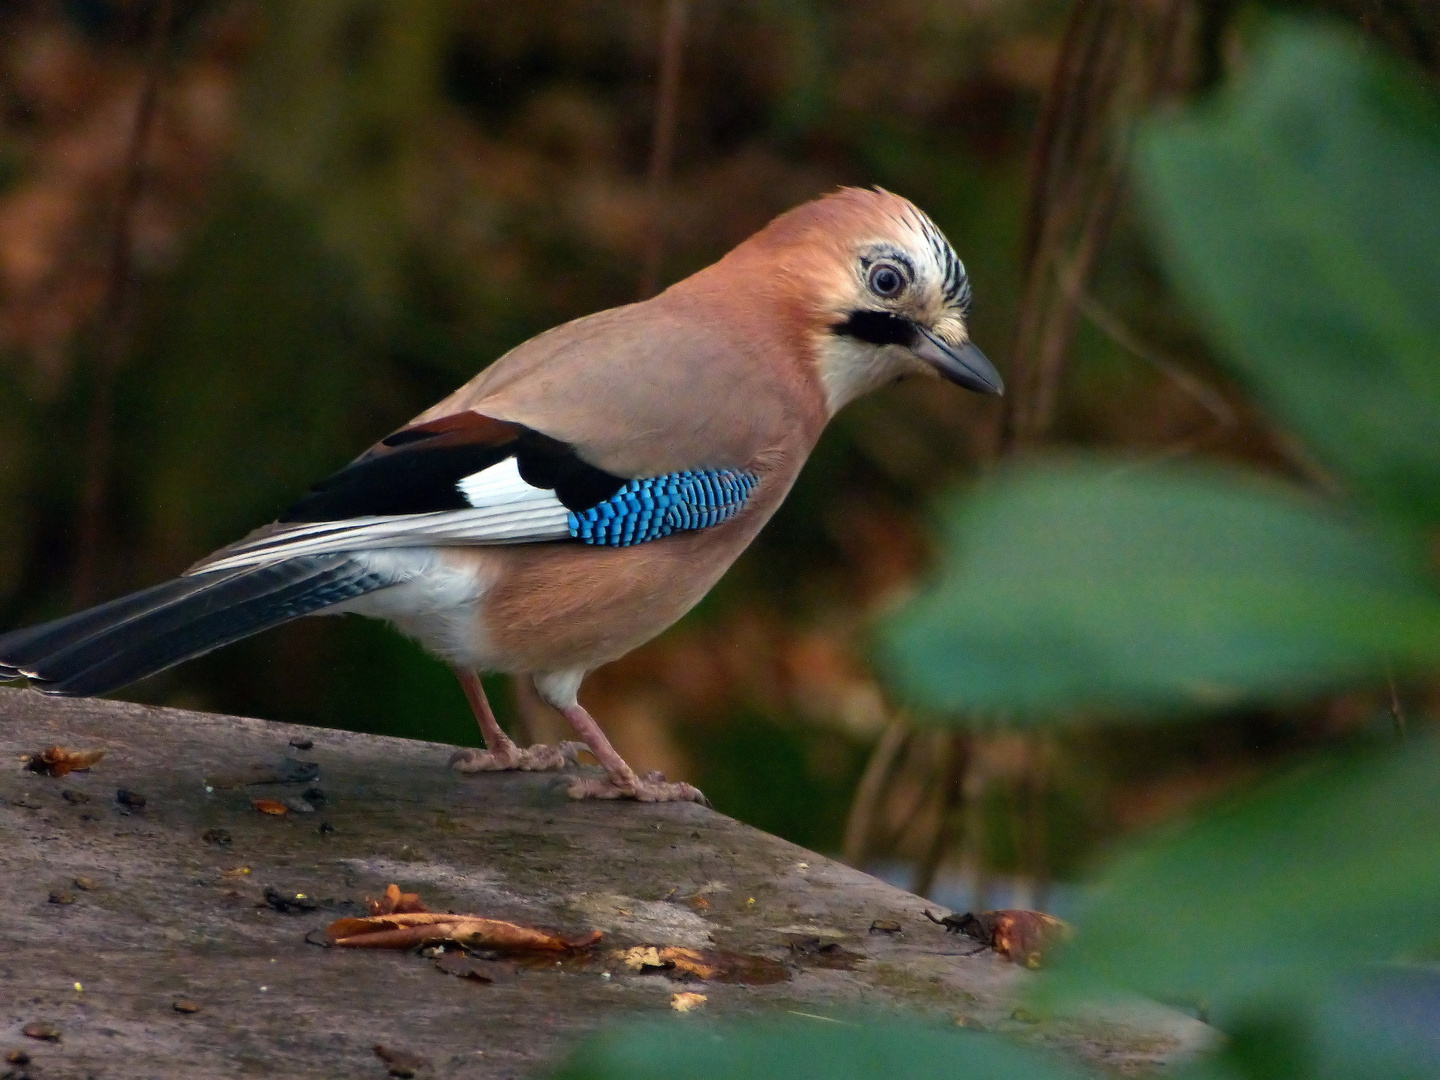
566,770,707,803
449,742,585,773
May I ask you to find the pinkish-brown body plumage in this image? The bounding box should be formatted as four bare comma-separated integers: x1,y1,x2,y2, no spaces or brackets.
0,188,1001,803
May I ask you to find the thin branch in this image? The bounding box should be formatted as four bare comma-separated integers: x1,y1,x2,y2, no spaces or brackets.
841,716,910,866
637,0,689,300
913,732,971,899
72,0,176,606
1387,667,1407,742
1077,291,1238,427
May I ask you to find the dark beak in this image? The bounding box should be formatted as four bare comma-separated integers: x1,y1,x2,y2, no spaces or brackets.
911,325,1004,396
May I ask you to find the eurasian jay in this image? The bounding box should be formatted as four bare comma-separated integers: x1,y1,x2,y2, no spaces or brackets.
0,188,1001,802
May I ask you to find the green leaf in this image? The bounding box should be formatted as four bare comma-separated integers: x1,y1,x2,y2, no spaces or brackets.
1041,735,1440,1016
1179,972,1440,1080
550,1017,1092,1080
879,460,1440,717
1136,19,1440,528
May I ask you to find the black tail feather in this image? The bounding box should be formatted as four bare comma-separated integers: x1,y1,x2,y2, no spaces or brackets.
0,554,400,698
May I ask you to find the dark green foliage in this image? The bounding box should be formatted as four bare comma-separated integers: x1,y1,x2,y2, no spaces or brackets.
1136,20,1440,528
880,460,1440,717
551,1018,1094,1080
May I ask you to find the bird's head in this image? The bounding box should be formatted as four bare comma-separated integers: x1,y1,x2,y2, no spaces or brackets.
731,187,1003,414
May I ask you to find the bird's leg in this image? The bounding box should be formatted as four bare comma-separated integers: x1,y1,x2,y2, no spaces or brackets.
447,668,582,773
530,674,703,803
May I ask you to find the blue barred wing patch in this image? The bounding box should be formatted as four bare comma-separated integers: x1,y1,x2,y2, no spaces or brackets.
568,470,758,547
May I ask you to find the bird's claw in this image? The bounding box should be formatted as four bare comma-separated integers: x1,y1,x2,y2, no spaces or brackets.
566,771,707,804
448,743,576,773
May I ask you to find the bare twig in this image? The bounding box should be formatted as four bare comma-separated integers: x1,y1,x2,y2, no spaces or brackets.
1386,667,1407,742
913,732,971,898
841,716,911,866
637,0,689,300
72,0,175,606
1077,291,1238,427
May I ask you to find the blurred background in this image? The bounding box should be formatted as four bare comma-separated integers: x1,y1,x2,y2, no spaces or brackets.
0,0,1434,907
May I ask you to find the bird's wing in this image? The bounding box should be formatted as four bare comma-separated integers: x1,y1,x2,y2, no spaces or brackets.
194,295,824,576
189,411,757,574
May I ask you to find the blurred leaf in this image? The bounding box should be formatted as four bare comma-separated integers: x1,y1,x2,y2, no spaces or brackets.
1136,19,1440,527
550,1017,1092,1080
880,460,1440,717
1041,735,1440,1016
1178,967,1440,1080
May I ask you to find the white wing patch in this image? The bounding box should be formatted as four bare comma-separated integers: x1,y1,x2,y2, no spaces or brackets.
457,455,538,507
193,456,570,574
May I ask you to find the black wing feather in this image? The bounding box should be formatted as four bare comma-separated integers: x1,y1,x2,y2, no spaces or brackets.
279,424,627,523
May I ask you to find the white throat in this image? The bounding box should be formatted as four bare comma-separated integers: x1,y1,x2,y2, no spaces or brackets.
816,336,929,416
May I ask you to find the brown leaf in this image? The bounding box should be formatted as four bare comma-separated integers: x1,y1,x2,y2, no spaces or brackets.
620,945,789,985
365,883,428,915
251,799,288,816
22,1022,60,1041
925,908,1072,966
172,999,201,1014
373,1044,428,1077
26,746,104,777
671,991,708,1012
328,912,599,952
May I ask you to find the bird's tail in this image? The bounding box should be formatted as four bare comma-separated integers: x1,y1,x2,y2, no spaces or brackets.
0,554,401,698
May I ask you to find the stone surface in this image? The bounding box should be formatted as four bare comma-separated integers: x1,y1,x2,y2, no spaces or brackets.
0,688,1204,1078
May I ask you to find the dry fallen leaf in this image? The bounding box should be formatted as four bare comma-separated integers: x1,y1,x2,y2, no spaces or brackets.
26,746,104,777
328,884,599,952
251,799,288,816
366,883,428,915
622,946,664,971
22,1022,59,1042
619,945,788,985
925,908,1072,966
329,912,599,952
221,867,251,879
671,991,708,1012
173,999,201,1014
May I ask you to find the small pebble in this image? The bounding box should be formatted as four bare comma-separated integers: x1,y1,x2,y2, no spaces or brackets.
282,796,315,814
302,785,326,806
173,999,201,1014
62,789,90,804
21,1022,59,1042
73,877,98,891
289,737,314,751
48,889,75,906
318,821,334,835
5,1048,30,1064
116,788,146,809
201,828,233,846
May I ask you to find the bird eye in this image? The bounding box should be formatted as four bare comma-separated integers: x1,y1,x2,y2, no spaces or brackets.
868,262,905,298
